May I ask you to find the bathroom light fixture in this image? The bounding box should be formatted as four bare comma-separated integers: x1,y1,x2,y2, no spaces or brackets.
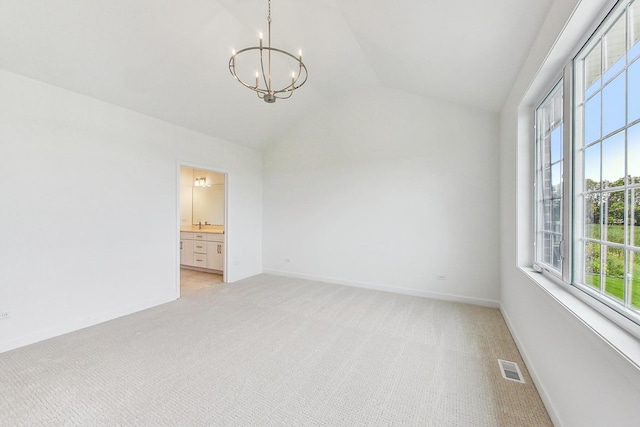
194,177,211,187
229,0,308,103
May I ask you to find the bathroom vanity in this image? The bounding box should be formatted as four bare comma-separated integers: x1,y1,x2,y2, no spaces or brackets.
180,226,224,272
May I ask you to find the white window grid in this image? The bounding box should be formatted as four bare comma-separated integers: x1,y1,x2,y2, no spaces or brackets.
573,0,640,322
535,81,565,276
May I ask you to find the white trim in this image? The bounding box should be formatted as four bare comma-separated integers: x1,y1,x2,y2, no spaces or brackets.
176,162,183,298
0,295,176,354
500,303,564,427
262,269,499,308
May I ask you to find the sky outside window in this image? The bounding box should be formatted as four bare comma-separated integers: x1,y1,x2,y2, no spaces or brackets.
602,73,626,135
629,60,640,122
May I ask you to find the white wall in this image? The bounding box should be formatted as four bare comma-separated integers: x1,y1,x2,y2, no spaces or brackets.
263,87,500,305
500,0,640,426
0,69,262,353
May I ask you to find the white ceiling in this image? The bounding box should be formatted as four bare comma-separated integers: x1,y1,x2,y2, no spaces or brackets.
0,0,554,150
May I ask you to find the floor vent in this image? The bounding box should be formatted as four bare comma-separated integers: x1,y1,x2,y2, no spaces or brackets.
498,359,525,383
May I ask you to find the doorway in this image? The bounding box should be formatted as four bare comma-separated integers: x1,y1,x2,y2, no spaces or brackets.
178,165,227,296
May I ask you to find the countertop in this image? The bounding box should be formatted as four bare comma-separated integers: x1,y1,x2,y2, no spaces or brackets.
180,225,224,234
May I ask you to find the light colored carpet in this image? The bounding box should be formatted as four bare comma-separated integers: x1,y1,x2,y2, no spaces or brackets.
0,272,552,426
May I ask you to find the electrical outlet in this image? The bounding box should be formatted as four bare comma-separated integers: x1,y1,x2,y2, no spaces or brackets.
436,275,447,281
0,311,11,320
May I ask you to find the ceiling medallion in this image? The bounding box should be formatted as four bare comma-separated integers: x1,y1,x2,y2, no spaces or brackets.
229,0,308,103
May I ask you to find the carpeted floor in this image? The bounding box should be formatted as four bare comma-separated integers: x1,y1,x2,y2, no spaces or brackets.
0,272,552,426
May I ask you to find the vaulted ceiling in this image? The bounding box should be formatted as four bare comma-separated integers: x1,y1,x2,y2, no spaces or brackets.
0,0,554,150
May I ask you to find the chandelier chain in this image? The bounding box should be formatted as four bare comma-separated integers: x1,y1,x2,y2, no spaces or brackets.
268,0,271,24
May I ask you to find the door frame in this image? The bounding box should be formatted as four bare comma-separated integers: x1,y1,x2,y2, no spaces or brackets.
176,161,228,296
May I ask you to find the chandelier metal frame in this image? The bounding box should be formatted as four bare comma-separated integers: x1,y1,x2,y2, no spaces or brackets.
229,0,308,103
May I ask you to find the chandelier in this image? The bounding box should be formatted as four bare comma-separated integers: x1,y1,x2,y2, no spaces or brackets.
229,0,308,103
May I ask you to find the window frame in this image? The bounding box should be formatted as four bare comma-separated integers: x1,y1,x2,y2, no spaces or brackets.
533,79,568,279
533,0,640,334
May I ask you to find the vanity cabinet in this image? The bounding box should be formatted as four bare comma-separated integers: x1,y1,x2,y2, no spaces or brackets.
180,231,224,272
193,234,207,268
180,232,194,266
206,233,224,271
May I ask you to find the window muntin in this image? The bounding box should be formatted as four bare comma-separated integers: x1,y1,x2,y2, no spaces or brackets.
535,82,564,274
574,0,640,323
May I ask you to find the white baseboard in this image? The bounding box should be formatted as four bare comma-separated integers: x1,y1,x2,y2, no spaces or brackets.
499,304,562,427
263,269,499,308
0,294,177,354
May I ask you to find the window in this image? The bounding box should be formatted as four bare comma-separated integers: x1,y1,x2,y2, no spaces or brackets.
534,0,640,326
535,82,564,275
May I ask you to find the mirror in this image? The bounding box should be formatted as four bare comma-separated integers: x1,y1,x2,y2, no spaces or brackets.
180,167,225,226
193,184,224,225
